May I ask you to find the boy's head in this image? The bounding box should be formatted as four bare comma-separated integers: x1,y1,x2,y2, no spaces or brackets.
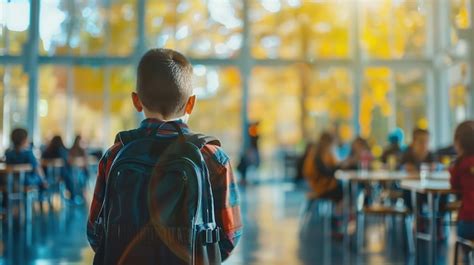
133,48,194,120
11,128,28,149
412,128,429,154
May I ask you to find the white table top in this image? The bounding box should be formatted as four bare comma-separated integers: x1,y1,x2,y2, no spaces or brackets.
335,170,451,182
400,179,454,194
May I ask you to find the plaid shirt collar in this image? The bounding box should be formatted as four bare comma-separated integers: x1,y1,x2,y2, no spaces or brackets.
139,118,190,134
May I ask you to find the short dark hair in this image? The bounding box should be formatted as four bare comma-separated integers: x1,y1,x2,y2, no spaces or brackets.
11,128,28,149
454,120,474,156
136,48,193,118
413,128,429,140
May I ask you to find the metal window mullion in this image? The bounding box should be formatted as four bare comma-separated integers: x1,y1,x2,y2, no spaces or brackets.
103,67,111,150
26,0,41,145
2,0,11,150
239,0,251,151
432,0,451,147
65,66,74,146
102,0,112,149
64,0,76,146
351,0,361,136
469,0,474,119
134,0,147,125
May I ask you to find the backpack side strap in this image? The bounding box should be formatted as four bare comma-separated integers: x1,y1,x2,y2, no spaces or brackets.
186,134,221,149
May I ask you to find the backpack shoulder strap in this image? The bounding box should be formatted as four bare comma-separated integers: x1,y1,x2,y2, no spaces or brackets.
186,133,221,149
115,129,145,146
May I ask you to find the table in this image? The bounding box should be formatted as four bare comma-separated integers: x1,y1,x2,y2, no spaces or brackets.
335,170,451,253
400,179,455,265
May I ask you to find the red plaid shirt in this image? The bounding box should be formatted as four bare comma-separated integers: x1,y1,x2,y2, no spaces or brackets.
87,119,242,260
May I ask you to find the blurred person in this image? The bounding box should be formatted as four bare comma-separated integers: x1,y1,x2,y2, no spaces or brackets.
303,132,342,202
341,137,373,170
69,135,87,159
42,135,74,200
450,121,474,240
42,135,68,161
237,121,261,184
5,128,48,190
381,128,404,165
68,135,90,204
399,128,436,172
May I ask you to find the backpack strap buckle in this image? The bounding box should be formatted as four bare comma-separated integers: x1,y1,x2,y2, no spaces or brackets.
201,227,221,245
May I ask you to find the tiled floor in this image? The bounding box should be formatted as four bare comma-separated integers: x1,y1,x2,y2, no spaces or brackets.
1,183,459,264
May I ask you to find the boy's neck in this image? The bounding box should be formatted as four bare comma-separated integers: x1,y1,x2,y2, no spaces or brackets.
144,113,185,123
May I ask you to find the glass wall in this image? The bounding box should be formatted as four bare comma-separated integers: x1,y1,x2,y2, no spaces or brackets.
1,0,473,164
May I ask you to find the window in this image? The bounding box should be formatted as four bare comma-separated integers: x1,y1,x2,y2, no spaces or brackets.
360,67,428,146
251,1,350,59
188,66,242,160
448,63,471,130
361,67,392,146
306,67,353,143
146,0,243,58
395,68,428,143
39,66,69,142
109,66,136,144
0,0,30,55
249,66,302,172
360,0,427,59
72,66,105,147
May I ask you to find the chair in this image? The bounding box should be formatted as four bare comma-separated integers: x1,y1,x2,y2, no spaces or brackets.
454,237,474,265
41,158,65,206
356,204,414,253
299,192,334,235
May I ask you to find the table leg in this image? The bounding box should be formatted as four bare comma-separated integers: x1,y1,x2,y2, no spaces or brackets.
411,190,418,265
6,172,13,231
342,180,351,251
428,193,439,265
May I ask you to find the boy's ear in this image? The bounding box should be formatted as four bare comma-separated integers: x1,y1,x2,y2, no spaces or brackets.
131,92,143,112
184,95,196,115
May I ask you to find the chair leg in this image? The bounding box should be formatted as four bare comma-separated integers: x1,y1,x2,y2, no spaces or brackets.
25,191,35,247
469,250,473,265
299,200,315,237
405,215,415,254
356,212,365,253
454,241,460,265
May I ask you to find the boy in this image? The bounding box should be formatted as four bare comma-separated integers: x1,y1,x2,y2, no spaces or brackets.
399,128,435,172
5,128,48,188
87,49,242,263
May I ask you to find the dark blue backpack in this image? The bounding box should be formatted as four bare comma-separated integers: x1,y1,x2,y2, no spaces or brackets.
93,122,222,265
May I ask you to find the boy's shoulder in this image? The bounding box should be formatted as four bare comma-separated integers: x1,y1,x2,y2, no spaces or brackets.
102,130,229,157
201,143,230,166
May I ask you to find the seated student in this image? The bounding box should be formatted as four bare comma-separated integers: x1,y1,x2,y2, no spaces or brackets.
68,135,89,204
42,136,74,197
5,128,48,189
341,136,372,170
450,120,474,240
69,135,87,160
399,128,436,172
303,132,342,202
42,135,69,161
87,49,242,264
381,129,404,165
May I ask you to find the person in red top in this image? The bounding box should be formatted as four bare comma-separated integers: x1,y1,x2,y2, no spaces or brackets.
450,120,474,240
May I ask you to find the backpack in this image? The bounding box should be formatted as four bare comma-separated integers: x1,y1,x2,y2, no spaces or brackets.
93,122,222,265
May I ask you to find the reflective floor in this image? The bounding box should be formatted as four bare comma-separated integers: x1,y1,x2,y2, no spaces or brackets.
1,183,458,265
